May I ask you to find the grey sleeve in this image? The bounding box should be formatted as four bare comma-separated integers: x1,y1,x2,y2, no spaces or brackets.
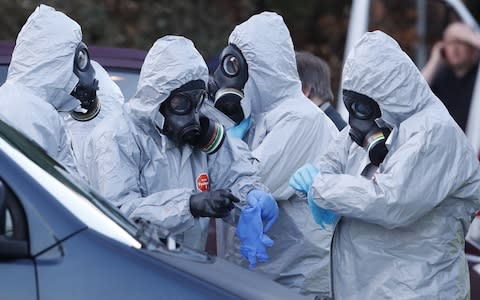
313,127,351,175
312,125,474,229
84,127,195,235
120,188,195,236
56,118,80,176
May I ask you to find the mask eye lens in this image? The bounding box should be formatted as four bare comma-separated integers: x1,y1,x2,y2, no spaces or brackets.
167,88,206,114
168,95,191,114
222,55,240,76
76,48,89,71
351,101,372,119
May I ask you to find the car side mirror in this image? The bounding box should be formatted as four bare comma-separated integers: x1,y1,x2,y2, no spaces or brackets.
0,180,29,260
0,180,6,235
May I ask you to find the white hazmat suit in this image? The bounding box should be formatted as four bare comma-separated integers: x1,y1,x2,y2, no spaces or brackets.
63,60,125,178
311,31,480,299
225,12,338,297
0,5,82,172
84,36,264,250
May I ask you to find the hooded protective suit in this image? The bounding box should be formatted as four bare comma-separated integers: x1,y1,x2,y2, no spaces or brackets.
0,5,81,172
84,36,264,250
311,31,480,299
63,60,125,178
224,12,338,297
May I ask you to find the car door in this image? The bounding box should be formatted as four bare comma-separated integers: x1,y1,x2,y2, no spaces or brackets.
0,127,86,300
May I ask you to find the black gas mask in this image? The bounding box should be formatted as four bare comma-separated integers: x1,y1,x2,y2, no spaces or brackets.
70,42,100,121
343,90,390,168
209,43,250,125
160,80,225,154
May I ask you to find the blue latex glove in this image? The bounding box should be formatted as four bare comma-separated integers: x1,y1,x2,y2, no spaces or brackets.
289,163,339,228
236,190,278,269
289,163,319,193
227,116,251,140
307,190,339,229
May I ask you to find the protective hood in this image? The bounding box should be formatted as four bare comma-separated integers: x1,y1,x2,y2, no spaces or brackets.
125,36,208,134
7,5,82,112
228,12,303,114
342,31,439,126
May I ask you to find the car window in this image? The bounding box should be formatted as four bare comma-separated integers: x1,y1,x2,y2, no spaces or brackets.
105,67,140,100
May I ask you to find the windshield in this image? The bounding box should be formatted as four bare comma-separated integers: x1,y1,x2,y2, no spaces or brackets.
0,119,141,246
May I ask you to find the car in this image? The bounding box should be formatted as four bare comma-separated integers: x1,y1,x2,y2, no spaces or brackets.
0,116,310,300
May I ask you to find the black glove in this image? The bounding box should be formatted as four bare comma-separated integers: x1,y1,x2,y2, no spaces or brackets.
189,189,240,218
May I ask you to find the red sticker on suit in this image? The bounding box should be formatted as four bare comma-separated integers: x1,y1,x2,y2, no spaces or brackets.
196,172,209,192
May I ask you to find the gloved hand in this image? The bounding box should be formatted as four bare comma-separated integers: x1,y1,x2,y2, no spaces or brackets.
227,116,251,140
289,163,319,193
236,190,279,269
289,163,339,228
189,189,239,218
307,191,339,229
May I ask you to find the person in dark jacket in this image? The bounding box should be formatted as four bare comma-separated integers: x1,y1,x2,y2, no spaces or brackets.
296,51,346,130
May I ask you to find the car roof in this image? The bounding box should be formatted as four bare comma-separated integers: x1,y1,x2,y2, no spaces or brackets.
89,45,146,70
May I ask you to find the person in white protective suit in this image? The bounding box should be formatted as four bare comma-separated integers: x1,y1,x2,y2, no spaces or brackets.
83,35,278,251
62,60,125,178
0,5,84,172
22,7,127,178
291,31,480,299
208,12,338,298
